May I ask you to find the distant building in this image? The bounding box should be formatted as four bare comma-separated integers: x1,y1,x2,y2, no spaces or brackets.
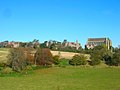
86,38,112,50
64,40,81,50
44,40,81,50
8,41,20,48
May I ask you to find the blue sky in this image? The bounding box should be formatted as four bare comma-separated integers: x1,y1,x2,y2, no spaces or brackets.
0,0,120,47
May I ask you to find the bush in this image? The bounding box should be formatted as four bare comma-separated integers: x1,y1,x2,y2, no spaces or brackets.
53,55,60,65
20,65,33,75
1,67,13,74
25,65,33,71
103,48,120,66
111,52,120,66
89,58,101,66
69,54,87,66
0,63,5,67
90,52,101,66
7,48,28,72
34,48,53,66
24,48,34,64
103,52,113,66
0,63,5,71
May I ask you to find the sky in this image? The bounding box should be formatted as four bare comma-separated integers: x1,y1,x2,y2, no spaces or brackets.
0,0,120,47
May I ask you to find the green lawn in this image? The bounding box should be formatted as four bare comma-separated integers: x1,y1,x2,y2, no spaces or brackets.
0,67,120,90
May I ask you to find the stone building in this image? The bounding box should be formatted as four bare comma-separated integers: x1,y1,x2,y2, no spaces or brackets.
86,38,112,50
64,40,81,50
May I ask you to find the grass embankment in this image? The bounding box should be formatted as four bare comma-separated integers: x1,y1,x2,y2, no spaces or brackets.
0,67,120,90
0,48,90,62
0,48,9,63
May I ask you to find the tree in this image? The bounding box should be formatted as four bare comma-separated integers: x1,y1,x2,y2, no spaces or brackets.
7,48,28,72
103,51,113,65
103,48,120,66
69,54,87,66
53,55,60,65
40,41,48,48
86,45,109,65
24,48,34,64
90,53,101,66
19,42,27,47
34,48,53,66
112,52,120,66
89,50,101,66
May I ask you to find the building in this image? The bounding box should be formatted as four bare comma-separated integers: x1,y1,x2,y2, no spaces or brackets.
86,37,112,50
64,40,81,50
44,40,81,50
8,41,20,48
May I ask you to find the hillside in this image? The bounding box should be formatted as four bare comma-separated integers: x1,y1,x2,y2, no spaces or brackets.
0,48,90,63
51,51,90,60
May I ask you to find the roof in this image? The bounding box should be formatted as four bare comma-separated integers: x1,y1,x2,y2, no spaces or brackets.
88,38,107,42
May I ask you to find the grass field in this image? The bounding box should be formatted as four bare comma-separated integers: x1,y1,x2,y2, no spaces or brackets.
0,48,120,90
0,67,120,90
0,48,9,63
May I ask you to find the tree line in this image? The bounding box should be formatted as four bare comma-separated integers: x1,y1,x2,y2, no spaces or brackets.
0,44,120,75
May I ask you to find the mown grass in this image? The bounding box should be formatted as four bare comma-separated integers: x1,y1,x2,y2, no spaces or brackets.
0,67,120,90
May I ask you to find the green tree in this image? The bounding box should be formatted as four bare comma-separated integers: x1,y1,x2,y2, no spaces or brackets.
103,51,113,65
86,45,109,65
90,53,101,66
112,52,120,66
69,54,87,66
53,55,60,65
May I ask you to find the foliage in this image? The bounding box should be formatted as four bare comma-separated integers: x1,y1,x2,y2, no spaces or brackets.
90,56,101,66
53,55,60,65
69,54,87,66
1,67,13,74
20,65,33,75
103,52,113,65
24,48,34,64
40,41,48,48
104,48,120,66
0,63,5,67
59,58,70,67
7,48,29,72
34,48,53,66
112,52,120,66
90,52,101,66
40,40,84,53
85,45,109,66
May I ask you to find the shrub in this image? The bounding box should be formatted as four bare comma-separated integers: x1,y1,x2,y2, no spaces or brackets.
90,52,101,66
1,67,13,74
90,58,101,66
69,54,87,66
25,65,33,71
0,63,5,67
34,48,53,66
7,48,28,72
20,65,33,75
53,55,60,65
24,48,34,64
103,52,113,66
111,52,120,66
